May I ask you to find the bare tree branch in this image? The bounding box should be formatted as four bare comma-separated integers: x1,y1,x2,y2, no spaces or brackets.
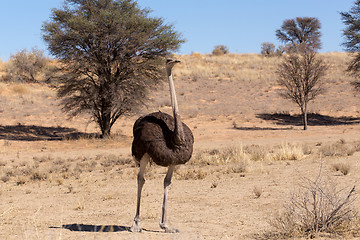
276,49,328,130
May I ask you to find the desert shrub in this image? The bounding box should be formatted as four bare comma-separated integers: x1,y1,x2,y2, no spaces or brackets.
1,175,10,183
175,167,208,180
2,48,50,83
16,177,26,185
261,42,276,57
270,174,358,238
97,154,132,167
224,162,247,174
244,145,268,161
320,140,356,157
352,80,360,91
30,171,48,181
331,162,351,175
212,45,229,56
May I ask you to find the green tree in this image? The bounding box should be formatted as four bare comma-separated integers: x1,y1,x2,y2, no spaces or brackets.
42,0,184,137
341,0,360,91
276,17,321,52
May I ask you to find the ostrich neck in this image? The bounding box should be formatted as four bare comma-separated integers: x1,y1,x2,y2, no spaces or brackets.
168,70,185,144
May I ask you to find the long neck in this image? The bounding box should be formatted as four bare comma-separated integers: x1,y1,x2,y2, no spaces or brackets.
167,68,185,144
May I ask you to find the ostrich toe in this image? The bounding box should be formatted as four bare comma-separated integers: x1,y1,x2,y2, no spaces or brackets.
160,223,179,233
130,219,142,233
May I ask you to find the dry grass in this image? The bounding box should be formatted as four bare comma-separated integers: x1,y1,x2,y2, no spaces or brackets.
320,139,359,157
147,52,359,119
0,153,134,185
0,52,358,131
190,146,249,166
174,53,281,83
176,146,248,179
269,173,358,239
175,167,208,180
176,143,308,180
175,140,358,180
270,143,305,161
331,162,351,175
172,52,352,87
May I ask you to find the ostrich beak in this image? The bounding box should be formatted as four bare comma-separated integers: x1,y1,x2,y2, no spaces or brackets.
166,59,181,65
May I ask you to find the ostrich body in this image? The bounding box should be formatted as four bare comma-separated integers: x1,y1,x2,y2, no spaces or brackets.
131,59,194,233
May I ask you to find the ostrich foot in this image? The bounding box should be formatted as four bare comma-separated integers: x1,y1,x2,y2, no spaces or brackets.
160,223,179,233
130,219,142,233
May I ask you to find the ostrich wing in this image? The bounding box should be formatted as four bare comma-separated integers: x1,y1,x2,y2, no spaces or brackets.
132,112,194,167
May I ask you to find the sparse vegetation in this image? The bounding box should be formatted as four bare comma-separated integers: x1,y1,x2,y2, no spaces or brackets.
0,142,317,184
1,48,50,83
0,154,133,185
331,162,351,175
212,45,229,56
0,51,359,239
320,139,357,157
261,42,276,57
270,173,358,238
191,146,248,166
175,167,208,180
191,143,306,168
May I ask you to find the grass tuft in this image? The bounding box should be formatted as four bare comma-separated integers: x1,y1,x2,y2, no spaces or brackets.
320,140,356,157
271,143,305,161
331,162,351,176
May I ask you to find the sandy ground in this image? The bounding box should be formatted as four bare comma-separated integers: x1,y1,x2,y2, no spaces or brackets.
1,121,360,240
0,53,360,239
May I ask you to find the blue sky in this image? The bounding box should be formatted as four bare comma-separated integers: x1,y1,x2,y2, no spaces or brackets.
0,0,354,61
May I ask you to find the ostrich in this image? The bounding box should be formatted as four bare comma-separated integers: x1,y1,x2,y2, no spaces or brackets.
131,59,194,233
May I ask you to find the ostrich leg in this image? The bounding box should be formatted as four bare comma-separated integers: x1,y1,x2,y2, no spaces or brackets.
131,154,149,232
160,165,179,233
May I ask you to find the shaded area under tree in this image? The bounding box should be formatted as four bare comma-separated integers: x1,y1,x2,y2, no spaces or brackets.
257,113,360,127
0,124,96,141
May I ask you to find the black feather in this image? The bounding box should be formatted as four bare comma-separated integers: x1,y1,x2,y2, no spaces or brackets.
132,111,194,167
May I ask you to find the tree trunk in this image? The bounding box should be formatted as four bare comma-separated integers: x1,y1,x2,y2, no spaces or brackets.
302,102,308,130
99,112,112,138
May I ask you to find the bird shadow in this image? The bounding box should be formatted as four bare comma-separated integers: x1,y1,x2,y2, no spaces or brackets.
256,113,360,127
0,124,98,141
59,224,131,232
53,223,162,233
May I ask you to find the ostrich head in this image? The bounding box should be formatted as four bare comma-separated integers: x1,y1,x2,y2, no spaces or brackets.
166,58,180,76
